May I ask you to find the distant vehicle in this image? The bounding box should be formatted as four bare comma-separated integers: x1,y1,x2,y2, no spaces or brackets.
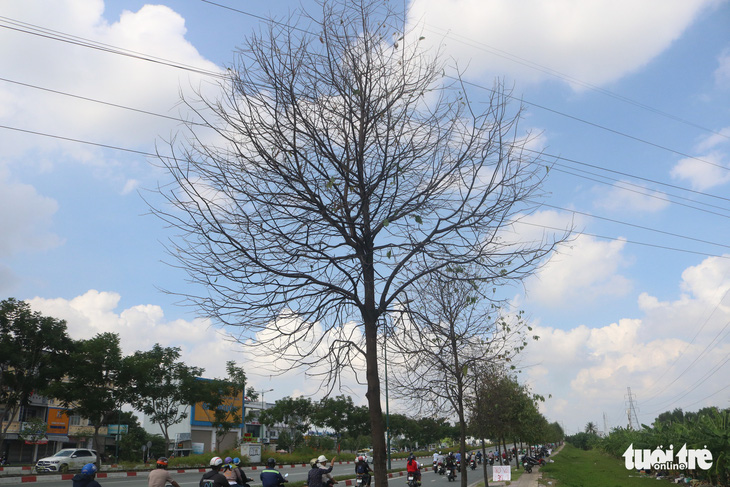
35,448,99,473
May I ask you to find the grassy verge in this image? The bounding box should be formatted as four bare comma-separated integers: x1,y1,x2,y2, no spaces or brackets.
538,444,664,487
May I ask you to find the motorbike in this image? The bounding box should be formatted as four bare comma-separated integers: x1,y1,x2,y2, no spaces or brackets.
436,462,445,475
521,455,540,474
447,466,456,482
469,459,476,470
406,472,418,487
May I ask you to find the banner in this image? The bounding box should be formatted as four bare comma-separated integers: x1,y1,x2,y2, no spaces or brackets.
492,465,511,482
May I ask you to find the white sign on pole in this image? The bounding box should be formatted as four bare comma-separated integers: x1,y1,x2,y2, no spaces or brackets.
492,465,511,482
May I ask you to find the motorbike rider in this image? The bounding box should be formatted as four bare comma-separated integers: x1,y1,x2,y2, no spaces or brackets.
406,454,421,486
149,457,181,487
445,453,456,477
435,451,445,474
308,455,336,487
354,456,372,487
260,458,288,487
201,457,229,487
232,458,253,487
72,463,102,487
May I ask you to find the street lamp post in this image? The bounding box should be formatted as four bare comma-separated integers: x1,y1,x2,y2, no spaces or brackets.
383,317,391,470
260,388,274,444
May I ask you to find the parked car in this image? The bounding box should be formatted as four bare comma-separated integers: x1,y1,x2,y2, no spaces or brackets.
35,448,99,473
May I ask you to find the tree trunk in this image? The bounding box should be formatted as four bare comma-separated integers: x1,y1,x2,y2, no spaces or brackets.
480,438,489,487
459,410,467,487
364,315,387,487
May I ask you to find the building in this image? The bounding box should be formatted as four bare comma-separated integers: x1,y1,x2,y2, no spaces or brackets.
0,393,107,463
141,393,289,455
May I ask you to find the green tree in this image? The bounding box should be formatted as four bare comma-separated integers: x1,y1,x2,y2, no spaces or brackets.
49,332,133,453
0,298,73,453
259,396,315,435
152,1,566,483
200,361,255,448
584,422,598,435
127,344,205,453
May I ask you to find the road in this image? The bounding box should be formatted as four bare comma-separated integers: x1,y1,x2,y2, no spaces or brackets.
34,463,498,487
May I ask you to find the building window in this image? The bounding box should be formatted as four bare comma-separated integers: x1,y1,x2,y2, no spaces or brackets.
69,415,81,426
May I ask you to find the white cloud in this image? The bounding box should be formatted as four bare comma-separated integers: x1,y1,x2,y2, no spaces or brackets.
694,126,730,153
406,0,719,89
0,167,63,256
523,254,730,434
670,153,730,190
525,233,632,306
715,48,730,87
26,291,369,405
670,128,730,190
0,1,222,162
592,181,670,213
121,179,140,195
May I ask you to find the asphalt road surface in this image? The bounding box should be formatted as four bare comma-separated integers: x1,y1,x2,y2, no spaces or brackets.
35,463,498,487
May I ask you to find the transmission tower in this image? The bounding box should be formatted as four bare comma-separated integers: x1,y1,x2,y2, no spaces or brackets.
603,412,609,436
625,387,640,429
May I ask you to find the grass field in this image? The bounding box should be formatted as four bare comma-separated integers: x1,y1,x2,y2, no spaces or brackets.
539,444,665,487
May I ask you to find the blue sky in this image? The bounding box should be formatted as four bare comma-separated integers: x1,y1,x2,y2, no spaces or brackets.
1,0,729,435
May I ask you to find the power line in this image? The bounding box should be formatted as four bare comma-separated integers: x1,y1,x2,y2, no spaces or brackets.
409,21,729,142
0,16,226,80
2,9,726,177
2,121,729,262
3,73,730,221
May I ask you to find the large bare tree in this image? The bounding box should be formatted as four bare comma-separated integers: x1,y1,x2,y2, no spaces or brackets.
151,1,565,483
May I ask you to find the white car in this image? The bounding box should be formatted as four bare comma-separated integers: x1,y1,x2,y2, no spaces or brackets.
35,448,99,473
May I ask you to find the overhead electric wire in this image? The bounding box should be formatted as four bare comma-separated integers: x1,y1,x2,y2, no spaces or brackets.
199,0,730,144
533,202,730,250
530,148,730,205
4,73,730,220
0,16,227,80
2,10,726,177
548,166,730,219
639,287,730,405
0,76,208,127
412,22,729,142
1,120,729,262
2,11,730,262
643,319,730,414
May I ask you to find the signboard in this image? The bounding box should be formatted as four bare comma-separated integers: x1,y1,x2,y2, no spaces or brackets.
108,424,129,435
192,442,205,455
46,408,70,435
243,443,261,464
191,390,245,427
492,466,511,482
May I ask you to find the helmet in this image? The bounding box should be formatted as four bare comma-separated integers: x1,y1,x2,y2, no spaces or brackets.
310,458,318,468
317,455,328,463
225,457,233,464
233,458,241,465
357,456,364,462
267,457,277,468
210,456,224,467
81,463,97,475
409,453,415,460
157,457,169,468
